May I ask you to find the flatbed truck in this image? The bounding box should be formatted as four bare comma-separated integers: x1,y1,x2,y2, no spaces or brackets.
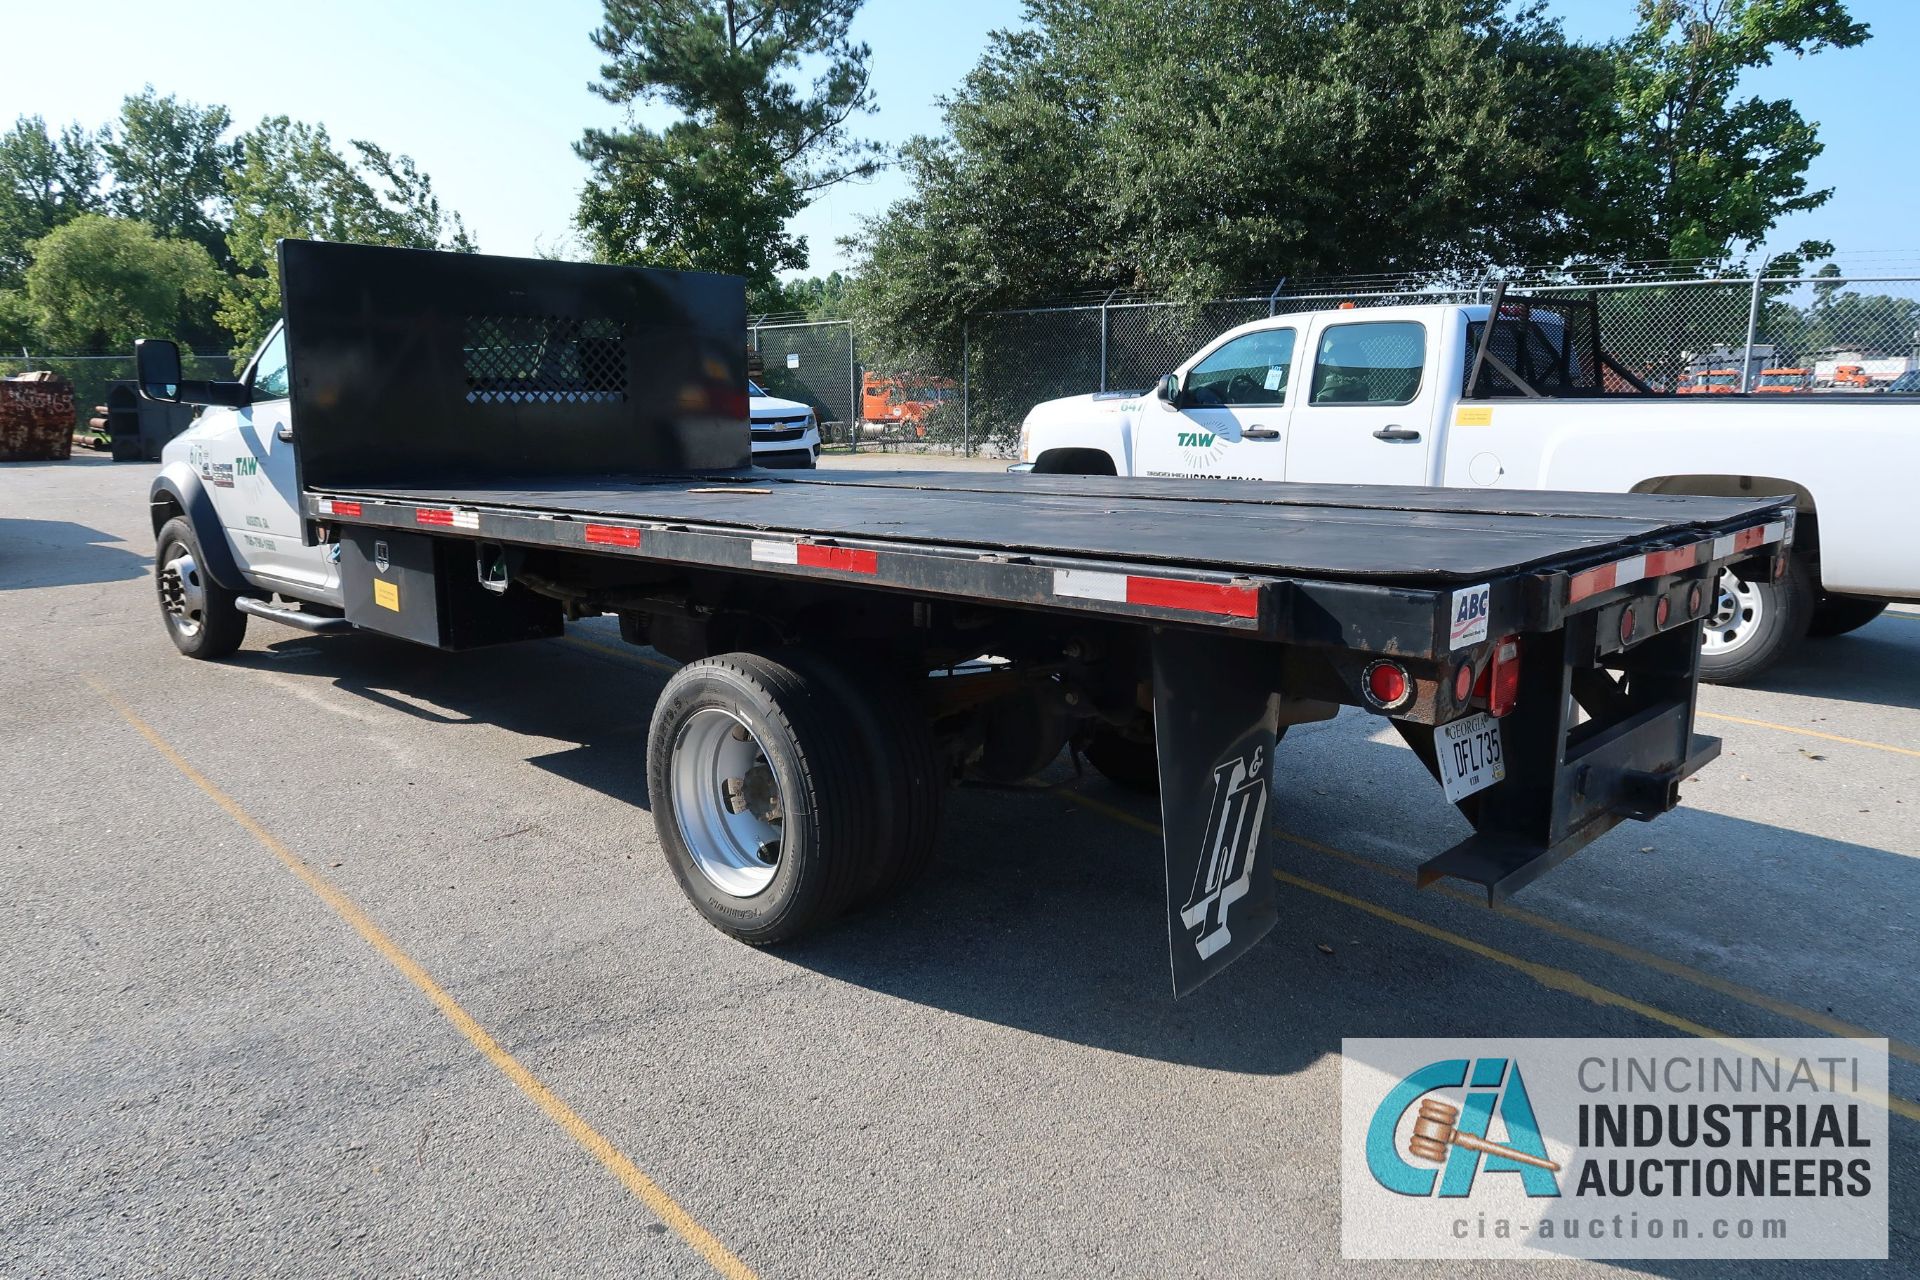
138,242,1794,994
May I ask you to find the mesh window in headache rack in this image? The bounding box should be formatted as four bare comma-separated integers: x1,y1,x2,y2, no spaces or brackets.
463,316,628,405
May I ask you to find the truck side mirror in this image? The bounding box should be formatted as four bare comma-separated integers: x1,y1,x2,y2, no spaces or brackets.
1156,373,1183,408
135,338,182,402
134,337,251,408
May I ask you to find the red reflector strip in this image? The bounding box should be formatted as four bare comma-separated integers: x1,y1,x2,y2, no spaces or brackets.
795,544,878,574
1125,576,1259,618
415,506,478,529
1643,543,1705,577
749,539,878,575
1052,569,1257,617
1711,519,1789,562
322,499,362,518
584,524,640,548
1567,562,1619,604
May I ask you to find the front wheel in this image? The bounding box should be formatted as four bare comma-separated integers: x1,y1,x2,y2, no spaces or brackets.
1696,556,1813,685
154,516,247,660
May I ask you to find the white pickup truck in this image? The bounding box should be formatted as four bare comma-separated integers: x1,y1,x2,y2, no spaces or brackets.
1015,296,1913,682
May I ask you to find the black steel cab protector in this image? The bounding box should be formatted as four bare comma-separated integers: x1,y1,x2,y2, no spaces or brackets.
140,240,1794,996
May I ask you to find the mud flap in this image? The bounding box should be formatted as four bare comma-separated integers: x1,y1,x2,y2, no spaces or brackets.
1151,628,1282,997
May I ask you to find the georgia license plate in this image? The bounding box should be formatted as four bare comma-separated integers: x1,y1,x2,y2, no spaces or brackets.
1436,712,1506,803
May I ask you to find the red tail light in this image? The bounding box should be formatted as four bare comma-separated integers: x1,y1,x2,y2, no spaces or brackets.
1485,636,1522,718
1364,660,1412,710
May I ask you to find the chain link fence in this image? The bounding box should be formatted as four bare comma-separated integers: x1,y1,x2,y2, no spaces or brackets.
953,271,1920,452
750,320,857,445
21,272,1917,461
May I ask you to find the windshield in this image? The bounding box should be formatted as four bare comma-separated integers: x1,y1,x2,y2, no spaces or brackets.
748,380,766,397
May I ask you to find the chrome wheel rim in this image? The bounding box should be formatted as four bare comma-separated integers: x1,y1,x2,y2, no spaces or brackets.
157,545,207,638
1700,569,1762,655
670,708,784,897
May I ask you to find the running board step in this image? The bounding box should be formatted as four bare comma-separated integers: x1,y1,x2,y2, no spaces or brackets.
236,597,355,634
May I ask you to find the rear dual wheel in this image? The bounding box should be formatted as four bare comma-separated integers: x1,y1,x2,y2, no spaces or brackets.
647,650,942,945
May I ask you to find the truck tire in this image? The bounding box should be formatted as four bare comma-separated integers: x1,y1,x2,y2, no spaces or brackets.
154,516,248,660
1082,725,1161,794
1808,595,1889,638
647,652,880,945
1696,555,1813,685
781,654,944,906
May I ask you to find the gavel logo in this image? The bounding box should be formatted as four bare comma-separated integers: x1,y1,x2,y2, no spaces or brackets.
1407,1099,1561,1172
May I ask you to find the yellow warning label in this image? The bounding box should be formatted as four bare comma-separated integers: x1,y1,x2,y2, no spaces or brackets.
373,579,399,611
1454,405,1494,427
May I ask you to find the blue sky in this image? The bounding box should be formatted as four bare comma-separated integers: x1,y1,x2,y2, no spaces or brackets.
3,0,1911,277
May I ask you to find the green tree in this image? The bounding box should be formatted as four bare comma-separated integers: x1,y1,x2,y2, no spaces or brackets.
0,116,102,287
23,213,220,351
575,0,882,291
751,271,851,318
220,117,475,356
851,0,1612,367
101,88,236,263
1585,0,1870,263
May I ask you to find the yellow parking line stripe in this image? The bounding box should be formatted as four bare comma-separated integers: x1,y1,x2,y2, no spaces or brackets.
1697,711,1920,760
1278,830,1920,1066
88,678,758,1280
1055,787,1919,1124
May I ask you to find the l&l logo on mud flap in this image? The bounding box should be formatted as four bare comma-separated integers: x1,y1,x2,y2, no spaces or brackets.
1149,628,1283,996
1180,744,1268,960
1450,583,1491,649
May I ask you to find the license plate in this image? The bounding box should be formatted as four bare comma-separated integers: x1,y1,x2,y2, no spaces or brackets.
1436,712,1505,803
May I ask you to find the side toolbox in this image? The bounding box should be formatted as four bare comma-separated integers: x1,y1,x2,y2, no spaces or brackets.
339,527,562,650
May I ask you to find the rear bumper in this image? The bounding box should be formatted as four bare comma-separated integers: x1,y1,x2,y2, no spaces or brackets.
1400,512,1794,903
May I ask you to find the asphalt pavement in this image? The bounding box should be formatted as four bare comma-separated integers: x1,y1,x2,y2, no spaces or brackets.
1,454,1914,1278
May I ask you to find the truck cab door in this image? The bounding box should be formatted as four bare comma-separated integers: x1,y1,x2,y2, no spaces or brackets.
1134,326,1296,480
1283,317,1438,486
225,325,338,598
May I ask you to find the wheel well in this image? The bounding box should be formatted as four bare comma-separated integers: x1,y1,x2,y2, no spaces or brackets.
150,492,185,535
1032,447,1117,476
1630,474,1818,554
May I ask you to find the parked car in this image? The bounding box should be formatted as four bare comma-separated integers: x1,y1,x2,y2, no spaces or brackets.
748,379,821,467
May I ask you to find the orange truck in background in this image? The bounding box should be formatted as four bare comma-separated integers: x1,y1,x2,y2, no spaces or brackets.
1829,364,1875,390
1754,367,1813,393
1676,368,1741,395
861,373,957,436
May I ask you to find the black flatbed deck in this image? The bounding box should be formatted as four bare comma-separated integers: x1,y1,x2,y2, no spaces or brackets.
314,467,1787,586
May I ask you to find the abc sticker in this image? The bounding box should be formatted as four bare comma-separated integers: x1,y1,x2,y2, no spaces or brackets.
1449,584,1490,650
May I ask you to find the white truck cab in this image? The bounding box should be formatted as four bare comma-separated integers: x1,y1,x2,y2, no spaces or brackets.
158,322,341,607
1016,299,1914,682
